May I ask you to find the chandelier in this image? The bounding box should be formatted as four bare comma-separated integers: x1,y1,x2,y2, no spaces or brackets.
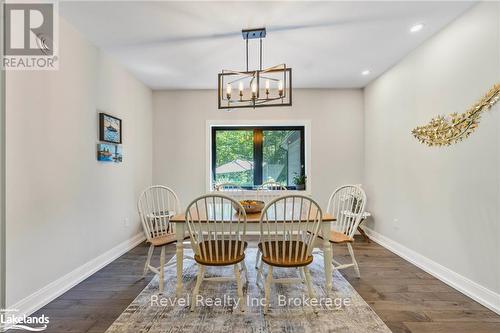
218,28,292,110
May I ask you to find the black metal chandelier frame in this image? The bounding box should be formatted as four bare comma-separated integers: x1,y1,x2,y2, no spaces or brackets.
217,28,292,110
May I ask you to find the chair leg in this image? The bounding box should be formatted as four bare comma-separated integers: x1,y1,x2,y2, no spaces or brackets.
159,246,165,294
190,265,205,312
298,267,306,283
257,257,265,285
234,264,245,312
347,243,360,278
264,265,273,314
143,244,154,277
303,266,318,313
240,260,248,284
255,251,261,269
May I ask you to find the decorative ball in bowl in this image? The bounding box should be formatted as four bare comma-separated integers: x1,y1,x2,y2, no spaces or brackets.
238,200,265,214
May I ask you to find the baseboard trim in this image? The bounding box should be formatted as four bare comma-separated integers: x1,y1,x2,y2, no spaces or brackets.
10,233,146,316
364,227,500,315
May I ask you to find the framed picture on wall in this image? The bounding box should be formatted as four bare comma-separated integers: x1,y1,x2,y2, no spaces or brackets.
97,143,115,162
97,143,123,163
99,113,122,144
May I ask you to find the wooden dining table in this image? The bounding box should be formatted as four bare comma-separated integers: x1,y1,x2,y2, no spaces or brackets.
170,210,337,294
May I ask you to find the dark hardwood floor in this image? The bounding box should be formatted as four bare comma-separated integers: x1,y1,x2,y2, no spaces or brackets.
27,236,500,333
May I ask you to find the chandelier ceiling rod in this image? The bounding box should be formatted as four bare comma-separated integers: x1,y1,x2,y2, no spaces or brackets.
244,28,264,72
260,37,262,71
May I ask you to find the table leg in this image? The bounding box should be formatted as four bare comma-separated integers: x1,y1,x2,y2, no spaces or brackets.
322,222,333,292
175,223,185,296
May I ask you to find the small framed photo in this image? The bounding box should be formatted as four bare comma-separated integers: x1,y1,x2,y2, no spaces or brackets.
97,143,123,163
99,113,122,144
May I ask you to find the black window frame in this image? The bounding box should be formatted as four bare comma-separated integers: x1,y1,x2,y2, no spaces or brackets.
211,126,306,190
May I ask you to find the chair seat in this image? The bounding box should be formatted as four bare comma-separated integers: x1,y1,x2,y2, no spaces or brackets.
194,240,247,266
318,230,354,243
258,241,313,267
148,233,189,246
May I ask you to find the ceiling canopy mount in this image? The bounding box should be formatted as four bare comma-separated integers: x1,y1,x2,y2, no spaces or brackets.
242,27,266,40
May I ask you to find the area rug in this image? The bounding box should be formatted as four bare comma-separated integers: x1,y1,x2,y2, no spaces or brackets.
105,248,391,333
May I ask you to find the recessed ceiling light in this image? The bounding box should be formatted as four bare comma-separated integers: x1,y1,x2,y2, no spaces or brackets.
410,23,424,33
361,70,370,76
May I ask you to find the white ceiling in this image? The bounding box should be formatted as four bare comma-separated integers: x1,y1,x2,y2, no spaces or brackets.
60,1,475,90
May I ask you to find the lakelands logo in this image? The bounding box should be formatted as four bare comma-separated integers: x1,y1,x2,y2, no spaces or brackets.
0,309,49,331
2,0,59,70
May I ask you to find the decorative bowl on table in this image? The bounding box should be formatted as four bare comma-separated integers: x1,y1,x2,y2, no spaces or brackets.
238,200,265,214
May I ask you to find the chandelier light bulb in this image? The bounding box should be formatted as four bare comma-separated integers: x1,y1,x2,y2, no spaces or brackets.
226,83,232,100
238,81,243,100
278,80,283,97
251,82,257,99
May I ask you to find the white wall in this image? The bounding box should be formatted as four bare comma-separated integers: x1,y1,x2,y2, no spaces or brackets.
497,1,500,309
0,2,5,309
5,18,153,306
364,0,500,304
153,89,364,208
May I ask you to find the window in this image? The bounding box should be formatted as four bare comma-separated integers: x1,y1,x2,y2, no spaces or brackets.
212,126,305,189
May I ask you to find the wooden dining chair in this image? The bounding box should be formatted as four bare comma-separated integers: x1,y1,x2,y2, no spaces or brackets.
254,181,288,268
214,182,243,191
257,180,288,191
257,195,323,314
185,194,248,312
323,185,367,277
137,185,190,293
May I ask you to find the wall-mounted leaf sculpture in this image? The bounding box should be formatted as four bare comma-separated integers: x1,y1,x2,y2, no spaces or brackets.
412,83,500,147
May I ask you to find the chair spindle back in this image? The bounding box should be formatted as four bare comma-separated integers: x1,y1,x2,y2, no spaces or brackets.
326,185,366,238
259,195,323,264
137,185,181,242
257,181,288,191
215,182,244,192
185,194,247,263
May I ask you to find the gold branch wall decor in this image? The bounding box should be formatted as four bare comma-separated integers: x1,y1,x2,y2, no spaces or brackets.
412,83,500,147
